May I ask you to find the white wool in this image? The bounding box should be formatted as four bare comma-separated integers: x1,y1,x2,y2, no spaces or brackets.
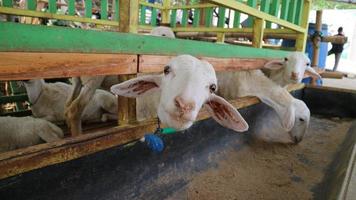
150,26,175,38
0,116,64,153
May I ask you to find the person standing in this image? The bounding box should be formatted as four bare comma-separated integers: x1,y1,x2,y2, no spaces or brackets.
328,27,345,71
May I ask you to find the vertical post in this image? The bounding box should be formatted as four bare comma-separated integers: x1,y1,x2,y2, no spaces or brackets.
216,33,225,43
312,10,322,67
118,0,139,125
295,0,310,52
161,0,170,25
266,0,280,28
252,18,265,48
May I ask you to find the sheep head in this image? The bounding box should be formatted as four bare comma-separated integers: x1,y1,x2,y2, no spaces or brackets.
264,52,321,84
111,55,248,132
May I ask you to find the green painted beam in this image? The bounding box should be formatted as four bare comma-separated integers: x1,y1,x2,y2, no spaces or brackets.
266,0,280,28
193,8,200,27
204,7,213,27
217,7,225,28
101,0,108,20
170,9,177,27
27,0,37,11
68,0,75,16
2,0,12,7
0,22,289,59
287,0,297,23
294,0,303,25
280,0,290,20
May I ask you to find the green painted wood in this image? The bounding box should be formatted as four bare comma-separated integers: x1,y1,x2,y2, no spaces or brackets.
233,0,242,28
0,22,289,58
280,0,290,20
261,0,270,13
204,7,213,27
101,0,108,20
287,0,297,23
151,8,157,26
85,0,92,18
48,0,57,13
247,0,257,27
217,7,225,28
27,0,37,11
114,0,119,21
0,94,28,104
266,0,280,28
139,5,146,25
181,9,188,27
193,8,200,27
170,9,177,27
2,0,12,7
294,0,303,25
68,0,75,16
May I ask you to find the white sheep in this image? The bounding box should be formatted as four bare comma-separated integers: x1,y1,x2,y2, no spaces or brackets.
149,26,176,38
0,116,64,153
217,69,310,144
23,79,117,124
111,55,249,132
65,27,176,135
263,51,322,86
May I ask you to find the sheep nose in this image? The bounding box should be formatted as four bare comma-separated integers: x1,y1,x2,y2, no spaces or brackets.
291,72,299,80
174,96,195,113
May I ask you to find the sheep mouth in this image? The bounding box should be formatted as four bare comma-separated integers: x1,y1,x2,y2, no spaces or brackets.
168,112,194,123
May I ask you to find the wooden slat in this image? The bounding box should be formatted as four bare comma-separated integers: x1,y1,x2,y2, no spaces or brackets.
48,0,57,13
233,0,242,28
101,0,108,20
68,0,75,15
85,0,92,18
217,7,226,27
2,0,12,7
151,7,157,26
252,18,264,48
280,0,290,20
205,7,213,27
287,0,297,23
247,0,257,27
27,0,37,10
139,5,146,25
193,8,200,27
170,9,177,27
266,0,280,28
0,83,305,180
0,52,137,80
181,8,188,27
139,55,272,73
294,0,303,25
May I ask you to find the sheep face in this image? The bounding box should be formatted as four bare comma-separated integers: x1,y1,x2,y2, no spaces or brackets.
264,52,321,84
150,26,175,38
111,55,248,132
289,99,310,144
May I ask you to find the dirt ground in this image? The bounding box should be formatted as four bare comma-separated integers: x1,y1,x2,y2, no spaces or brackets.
169,116,352,200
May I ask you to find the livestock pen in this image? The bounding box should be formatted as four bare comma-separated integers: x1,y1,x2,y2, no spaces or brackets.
0,0,355,199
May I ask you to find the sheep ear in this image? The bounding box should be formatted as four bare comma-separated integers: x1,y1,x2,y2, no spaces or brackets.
204,94,249,132
263,60,284,70
305,66,322,79
110,75,162,98
259,97,295,131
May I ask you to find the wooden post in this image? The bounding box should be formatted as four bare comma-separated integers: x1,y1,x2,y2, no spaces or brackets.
119,0,139,33
161,0,170,25
295,0,311,52
216,32,225,43
252,18,264,48
118,0,138,125
312,10,322,67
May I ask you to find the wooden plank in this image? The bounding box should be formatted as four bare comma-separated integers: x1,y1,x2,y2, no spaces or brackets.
0,83,304,180
266,0,280,28
280,0,290,20
0,22,290,58
139,55,272,73
193,8,200,27
101,0,108,20
48,0,57,13
287,0,297,23
68,0,75,16
170,9,177,27
0,52,137,80
217,7,226,27
207,0,305,33
161,0,170,24
247,0,257,27
252,18,265,48
0,7,119,26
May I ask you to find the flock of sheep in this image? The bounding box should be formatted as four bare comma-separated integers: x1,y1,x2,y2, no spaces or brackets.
0,27,322,153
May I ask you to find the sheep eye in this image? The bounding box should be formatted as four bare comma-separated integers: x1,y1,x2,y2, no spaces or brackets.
209,84,217,93
284,57,288,61
299,118,305,122
306,63,310,66
163,66,171,75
